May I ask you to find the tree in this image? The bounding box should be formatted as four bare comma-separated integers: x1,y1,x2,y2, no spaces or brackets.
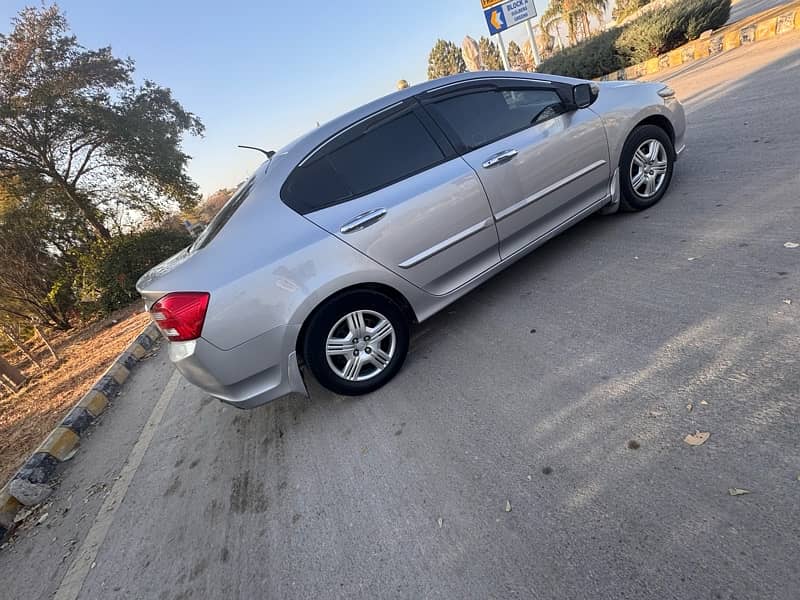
0,178,75,329
478,36,504,70
427,39,467,80
613,0,652,23
507,41,525,71
543,0,606,46
576,0,607,38
522,39,546,69
543,0,578,45
462,36,482,71
189,187,236,223
0,5,204,239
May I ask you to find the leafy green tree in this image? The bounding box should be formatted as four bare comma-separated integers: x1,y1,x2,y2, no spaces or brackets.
577,0,608,36
0,5,204,239
478,36,504,70
507,40,525,71
427,39,467,80
613,0,652,23
0,180,75,329
542,0,607,45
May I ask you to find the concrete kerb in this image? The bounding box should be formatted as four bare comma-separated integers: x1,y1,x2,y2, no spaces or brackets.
594,1,800,82
0,322,162,542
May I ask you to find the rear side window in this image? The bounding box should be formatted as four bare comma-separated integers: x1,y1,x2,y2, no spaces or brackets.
191,176,256,251
426,87,565,152
282,110,445,214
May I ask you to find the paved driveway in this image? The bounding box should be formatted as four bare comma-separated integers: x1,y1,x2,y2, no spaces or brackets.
2,31,800,600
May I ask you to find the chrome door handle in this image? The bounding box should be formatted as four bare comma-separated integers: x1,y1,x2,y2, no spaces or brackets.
340,208,387,234
482,149,518,169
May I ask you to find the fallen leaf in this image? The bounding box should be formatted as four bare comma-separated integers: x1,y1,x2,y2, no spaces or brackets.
505,500,512,513
686,403,693,412
437,518,443,528
784,242,799,249
700,400,709,405
728,488,751,496
684,430,710,446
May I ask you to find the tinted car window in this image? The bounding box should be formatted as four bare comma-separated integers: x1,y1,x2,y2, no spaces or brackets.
427,88,564,152
282,110,445,214
281,155,351,215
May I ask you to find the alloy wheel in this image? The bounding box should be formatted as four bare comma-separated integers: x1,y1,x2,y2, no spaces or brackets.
325,310,396,382
629,139,668,198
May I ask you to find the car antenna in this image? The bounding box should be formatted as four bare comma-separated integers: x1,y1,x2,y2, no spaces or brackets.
237,145,275,158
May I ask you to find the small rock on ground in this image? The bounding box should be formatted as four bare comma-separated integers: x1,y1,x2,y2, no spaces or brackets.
9,479,53,507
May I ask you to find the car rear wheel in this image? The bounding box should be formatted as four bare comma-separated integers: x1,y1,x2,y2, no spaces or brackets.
619,124,675,211
303,290,409,396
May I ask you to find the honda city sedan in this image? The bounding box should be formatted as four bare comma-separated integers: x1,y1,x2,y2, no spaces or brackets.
137,71,686,407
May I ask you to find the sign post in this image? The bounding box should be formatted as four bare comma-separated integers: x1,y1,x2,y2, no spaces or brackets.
481,0,541,70
496,31,510,70
524,19,541,67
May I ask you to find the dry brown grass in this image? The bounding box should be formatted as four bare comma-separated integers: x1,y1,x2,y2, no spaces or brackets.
0,305,151,484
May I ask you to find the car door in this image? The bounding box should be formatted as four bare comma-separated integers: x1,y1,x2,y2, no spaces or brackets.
281,100,501,296
421,79,611,259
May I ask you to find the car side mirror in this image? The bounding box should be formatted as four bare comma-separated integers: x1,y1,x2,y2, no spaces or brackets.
572,83,598,109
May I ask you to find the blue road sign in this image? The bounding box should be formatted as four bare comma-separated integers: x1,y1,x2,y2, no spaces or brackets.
484,6,507,34
483,0,536,35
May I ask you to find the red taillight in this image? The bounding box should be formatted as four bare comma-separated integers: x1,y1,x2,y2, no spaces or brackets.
150,292,210,342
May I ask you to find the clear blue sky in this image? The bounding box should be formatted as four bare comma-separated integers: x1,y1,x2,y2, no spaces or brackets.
1,0,548,196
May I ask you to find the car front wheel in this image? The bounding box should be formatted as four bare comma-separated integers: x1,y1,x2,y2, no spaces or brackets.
303,290,409,396
619,124,675,211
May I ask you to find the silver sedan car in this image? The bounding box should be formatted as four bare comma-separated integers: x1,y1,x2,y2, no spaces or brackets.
137,71,686,408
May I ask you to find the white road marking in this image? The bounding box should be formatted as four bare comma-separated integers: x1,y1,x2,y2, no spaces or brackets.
54,369,182,600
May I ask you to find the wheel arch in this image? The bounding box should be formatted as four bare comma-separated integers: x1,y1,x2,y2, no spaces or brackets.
634,114,676,154
295,282,417,361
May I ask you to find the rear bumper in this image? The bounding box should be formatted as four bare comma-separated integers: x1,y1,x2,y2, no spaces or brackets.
167,325,308,409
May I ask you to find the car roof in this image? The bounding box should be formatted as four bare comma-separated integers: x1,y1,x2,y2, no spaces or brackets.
269,71,584,180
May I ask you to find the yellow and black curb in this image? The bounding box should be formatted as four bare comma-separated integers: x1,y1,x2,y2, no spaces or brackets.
0,322,162,541
595,1,800,82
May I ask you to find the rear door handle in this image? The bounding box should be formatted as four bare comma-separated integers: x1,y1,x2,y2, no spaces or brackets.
340,208,387,234
482,149,518,169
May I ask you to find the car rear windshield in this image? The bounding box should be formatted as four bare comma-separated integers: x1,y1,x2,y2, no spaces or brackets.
191,175,257,251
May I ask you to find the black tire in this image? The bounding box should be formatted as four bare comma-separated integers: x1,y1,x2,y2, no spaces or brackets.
619,124,675,212
303,290,409,396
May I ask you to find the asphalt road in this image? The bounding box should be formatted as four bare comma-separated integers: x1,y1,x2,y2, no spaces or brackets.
3,29,800,600
727,0,794,23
